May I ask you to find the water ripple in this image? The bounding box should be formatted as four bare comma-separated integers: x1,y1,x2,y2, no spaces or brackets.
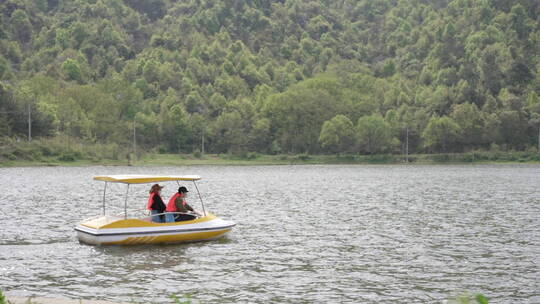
0,164,539,303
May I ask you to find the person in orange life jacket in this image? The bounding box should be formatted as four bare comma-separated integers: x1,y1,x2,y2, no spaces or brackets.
148,184,166,223
165,186,197,222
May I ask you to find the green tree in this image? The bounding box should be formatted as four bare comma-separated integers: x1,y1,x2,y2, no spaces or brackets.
71,22,90,49
97,76,143,120
13,83,58,138
210,111,245,154
355,114,393,154
0,56,11,80
207,98,256,154
509,4,530,40
207,93,227,117
497,110,528,149
143,60,160,84
479,43,511,95
422,116,462,152
161,104,191,152
56,28,70,49
10,10,33,43
263,76,348,153
0,82,16,136
249,117,272,153
450,103,485,149
319,115,354,153
4,41,22,64
135,111,160,148
124,0,167,21
62,59,83,83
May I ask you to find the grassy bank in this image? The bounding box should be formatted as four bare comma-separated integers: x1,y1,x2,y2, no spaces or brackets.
0,136,131,167
1,137,539,167
138,151,540,166
1,150,540,168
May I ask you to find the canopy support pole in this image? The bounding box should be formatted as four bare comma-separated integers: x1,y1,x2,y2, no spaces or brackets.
124,184,130,219
102,182,108,215
193,181,206,216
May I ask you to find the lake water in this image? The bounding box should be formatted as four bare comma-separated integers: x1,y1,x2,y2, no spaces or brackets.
0,164,539,303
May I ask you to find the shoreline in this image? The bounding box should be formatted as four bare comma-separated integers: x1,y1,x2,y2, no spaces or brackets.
1,152,539,168
6,296,130,304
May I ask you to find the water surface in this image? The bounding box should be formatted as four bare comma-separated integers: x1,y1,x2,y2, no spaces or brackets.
1,165,539,303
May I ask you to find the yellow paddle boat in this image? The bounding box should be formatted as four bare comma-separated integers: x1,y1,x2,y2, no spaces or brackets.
75,175,235,245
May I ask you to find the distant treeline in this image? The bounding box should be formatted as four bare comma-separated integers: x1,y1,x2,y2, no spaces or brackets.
0,0,539,159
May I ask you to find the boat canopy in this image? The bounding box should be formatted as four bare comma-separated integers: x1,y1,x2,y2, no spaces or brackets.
94,175,201,184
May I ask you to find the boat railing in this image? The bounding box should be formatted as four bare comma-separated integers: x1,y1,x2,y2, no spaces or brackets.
95,208,201,220
148,211,201,217
146,211,201,223
104,207,150,219
80,214,116,222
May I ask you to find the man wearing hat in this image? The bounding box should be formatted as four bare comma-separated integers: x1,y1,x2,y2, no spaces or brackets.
165,186,198,222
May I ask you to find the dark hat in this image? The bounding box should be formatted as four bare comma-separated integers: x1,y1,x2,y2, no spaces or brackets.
150,184,164,192
178,186,188,193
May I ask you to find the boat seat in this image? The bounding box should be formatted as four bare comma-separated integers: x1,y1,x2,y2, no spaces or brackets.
175,214,197,222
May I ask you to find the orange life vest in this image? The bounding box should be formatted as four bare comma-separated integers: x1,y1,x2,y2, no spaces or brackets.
166,192,186,212
147,192,157,210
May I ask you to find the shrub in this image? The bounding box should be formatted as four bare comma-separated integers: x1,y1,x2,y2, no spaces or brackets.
432,153,451,162
336,155,355,162
157,145,168,154
406,155,417,162
58,151,77,162
38,143,54,156
471,151,488,161
461,153,475,162
12,144,43,161
365,154,397,163
245,152,259,160
448,292,488,304
296,153,311,161
170,293,193,304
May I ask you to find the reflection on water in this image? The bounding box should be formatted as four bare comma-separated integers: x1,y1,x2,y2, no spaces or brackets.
1,165,539,303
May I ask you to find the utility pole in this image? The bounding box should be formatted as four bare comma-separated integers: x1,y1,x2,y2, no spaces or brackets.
201,126,205,155
530,115,540,153
27,103,31,141
128,118,136,166
133,118,136,157
405,126,409,162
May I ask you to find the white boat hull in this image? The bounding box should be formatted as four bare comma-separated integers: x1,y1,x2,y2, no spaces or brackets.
75,214,235,245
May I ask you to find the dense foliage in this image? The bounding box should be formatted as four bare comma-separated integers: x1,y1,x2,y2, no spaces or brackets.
0,0,539,158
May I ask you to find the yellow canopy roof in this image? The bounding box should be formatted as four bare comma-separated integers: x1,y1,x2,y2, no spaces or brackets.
93,174,201,184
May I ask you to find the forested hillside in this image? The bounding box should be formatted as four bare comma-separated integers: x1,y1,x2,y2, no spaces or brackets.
1,0,539,159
